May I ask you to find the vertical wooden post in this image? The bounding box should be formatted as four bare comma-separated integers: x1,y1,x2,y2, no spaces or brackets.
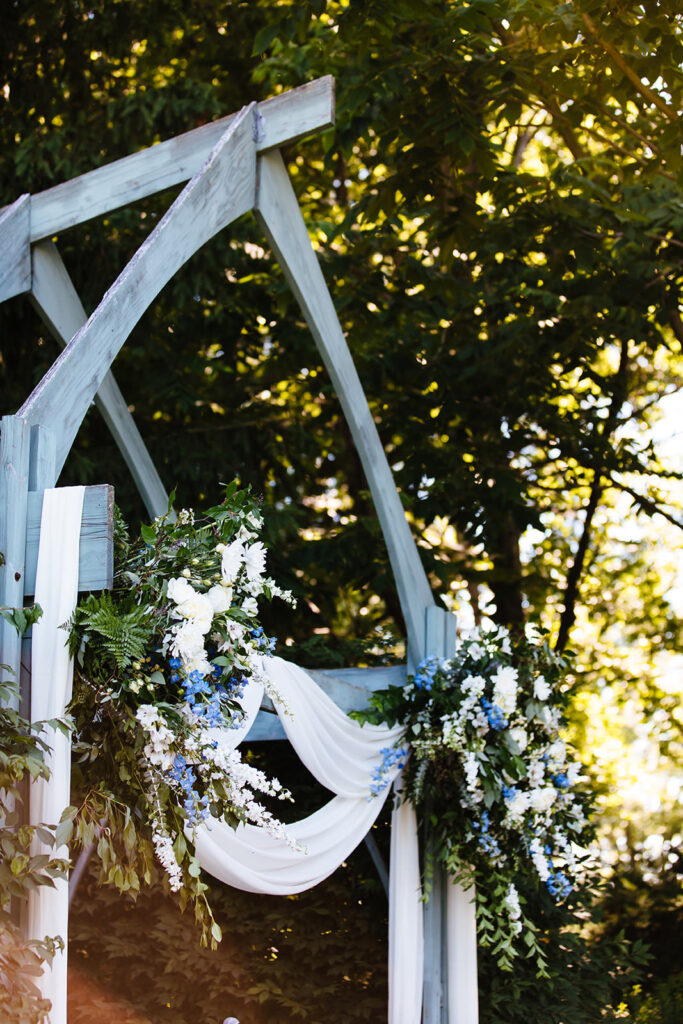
0,415,31,709
423,605,455,1023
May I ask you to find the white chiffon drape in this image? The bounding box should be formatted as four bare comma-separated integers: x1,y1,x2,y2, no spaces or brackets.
28,492,425,1023
29,486,85,1024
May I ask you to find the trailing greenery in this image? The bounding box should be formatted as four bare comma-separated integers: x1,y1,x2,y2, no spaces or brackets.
0,604,72,1024
68,484,294,948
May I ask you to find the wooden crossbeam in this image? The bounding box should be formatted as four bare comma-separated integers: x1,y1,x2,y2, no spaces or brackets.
20,104,257,478
0,195,31,303
22,77,333,243
29,242,169,517
23,484,114,596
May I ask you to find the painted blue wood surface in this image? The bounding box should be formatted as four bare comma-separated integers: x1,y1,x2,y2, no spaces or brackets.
24,484,114,595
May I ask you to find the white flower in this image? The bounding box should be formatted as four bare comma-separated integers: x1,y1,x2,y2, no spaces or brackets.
152,830,183,891
244,541,267,584
527,758,545,786
530,838,550,881
467,642,486,662
208,584,232,614
508,726,528,752
176,591,214,633
529,786,557,814
504,883,521,921
506,790,530,823
221,539,244,583
242,596,258,617
567,762,582,786
492,665,518,715
462,674,486,698
171,620,207,665
167,576,196,605
547,738,566,769
534,674,551,701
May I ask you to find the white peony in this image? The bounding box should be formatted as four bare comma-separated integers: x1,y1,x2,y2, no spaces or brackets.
221,539,244,583
167,576,196,605
493,665,518,715
171,619,208,670
529,786,557,814
534,674,551,701
208,584,232,614
176,591,214,633
244,541,267,584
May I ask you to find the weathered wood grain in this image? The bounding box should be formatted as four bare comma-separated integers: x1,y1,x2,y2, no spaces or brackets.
422,605,458,1024
20,104,257,474
254,150,434,664
0,416,31,712
24,78,333,242
24,484,114,595
0,195,31,303
29,241,169,515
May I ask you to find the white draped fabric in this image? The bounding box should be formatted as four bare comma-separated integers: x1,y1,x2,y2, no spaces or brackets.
195,656,425,1024
29,486,85,1024
28,495,437,1024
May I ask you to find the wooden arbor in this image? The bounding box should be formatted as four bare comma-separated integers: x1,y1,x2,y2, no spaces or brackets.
0,77,476,1024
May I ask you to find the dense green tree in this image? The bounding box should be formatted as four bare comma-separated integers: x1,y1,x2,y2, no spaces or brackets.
2,1,682,1019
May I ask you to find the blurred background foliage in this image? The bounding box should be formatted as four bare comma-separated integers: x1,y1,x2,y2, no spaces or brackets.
1,0,682,1020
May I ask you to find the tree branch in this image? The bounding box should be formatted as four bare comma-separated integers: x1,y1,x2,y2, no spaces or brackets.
579,11,678,123
555,337,630,651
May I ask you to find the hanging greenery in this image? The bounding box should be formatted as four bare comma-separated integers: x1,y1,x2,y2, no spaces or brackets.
358,626,595,972
67,484,296,946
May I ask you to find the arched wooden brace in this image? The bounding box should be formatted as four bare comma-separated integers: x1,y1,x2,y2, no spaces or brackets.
28,242,169,517
19,103,257,479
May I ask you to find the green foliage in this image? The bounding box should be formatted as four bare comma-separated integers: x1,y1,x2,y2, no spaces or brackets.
0,606,71,1024
70,592,153,671
68,485,294,948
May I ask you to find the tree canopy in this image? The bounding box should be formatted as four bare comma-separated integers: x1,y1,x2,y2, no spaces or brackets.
1,2,682,1020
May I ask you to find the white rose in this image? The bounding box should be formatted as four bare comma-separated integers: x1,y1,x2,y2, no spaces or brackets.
242,596,258,617
529,786,557,814
208,584,232,614
167,577,196,605
221,539,244,584
534,675,551,701
176,591,214,633
508,726,528,752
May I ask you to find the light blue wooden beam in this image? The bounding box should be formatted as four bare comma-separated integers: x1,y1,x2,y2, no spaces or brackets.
0,416,31,711
0,195,30,303
23,484,114,596
29,241,169,517
21,78,334,242
254,150,435,663
19,103,257,479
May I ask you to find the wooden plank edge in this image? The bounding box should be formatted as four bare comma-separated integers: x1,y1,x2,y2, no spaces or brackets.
21,77,334,242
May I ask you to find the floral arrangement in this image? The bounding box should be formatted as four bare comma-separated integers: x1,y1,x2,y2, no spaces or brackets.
68,483,295,944
359,625,594,972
